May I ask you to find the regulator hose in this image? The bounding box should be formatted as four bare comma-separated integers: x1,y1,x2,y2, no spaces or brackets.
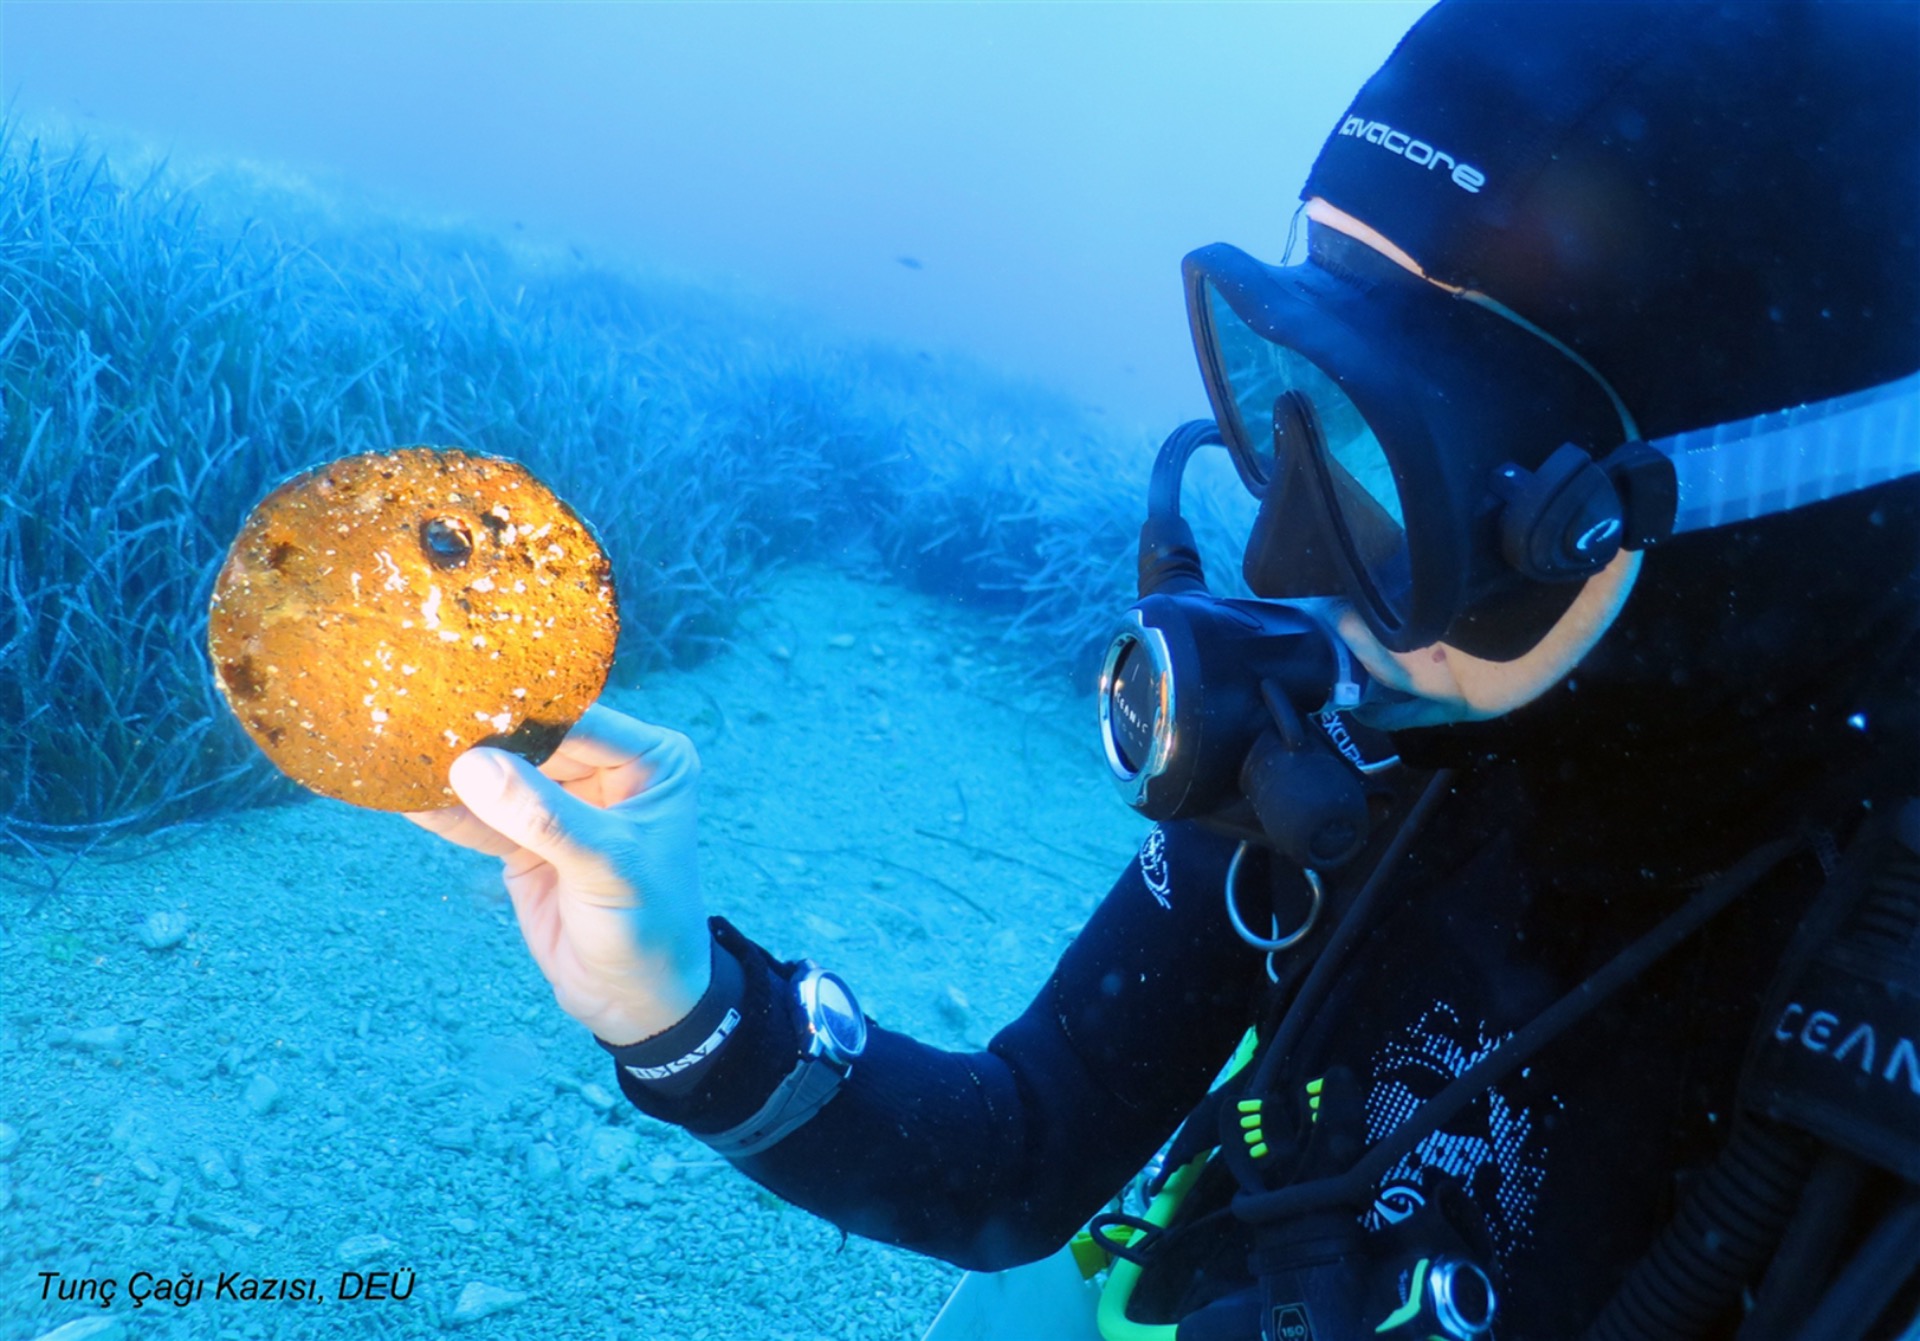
1735,1148,1868,1341
1583,1114,1815,1341
1787,1191,1920,1341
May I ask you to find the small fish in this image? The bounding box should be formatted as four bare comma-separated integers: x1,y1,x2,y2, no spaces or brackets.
895,255,924,271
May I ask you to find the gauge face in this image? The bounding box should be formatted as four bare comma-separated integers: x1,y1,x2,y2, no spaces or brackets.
1432,1258,1497,1336
810,973,867,1060
1104,635,1162,778
207,446,620,811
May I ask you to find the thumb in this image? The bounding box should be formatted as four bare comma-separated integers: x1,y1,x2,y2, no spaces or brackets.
449,747,606,867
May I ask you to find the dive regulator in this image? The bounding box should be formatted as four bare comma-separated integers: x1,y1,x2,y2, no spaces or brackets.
1097,421,1399,875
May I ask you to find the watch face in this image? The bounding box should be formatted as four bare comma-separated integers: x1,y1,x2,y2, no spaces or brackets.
809,972,867,1061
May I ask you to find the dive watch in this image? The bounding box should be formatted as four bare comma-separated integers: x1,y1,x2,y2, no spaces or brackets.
702,963,866,1158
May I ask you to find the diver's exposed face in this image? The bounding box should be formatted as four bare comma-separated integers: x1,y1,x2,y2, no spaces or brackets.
1302,198,1641,730
1336,549,1640,730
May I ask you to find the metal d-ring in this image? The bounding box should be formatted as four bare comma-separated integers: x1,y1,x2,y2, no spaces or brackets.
1225,841,1324,953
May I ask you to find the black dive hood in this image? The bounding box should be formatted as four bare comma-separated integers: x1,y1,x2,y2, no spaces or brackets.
1295,0,1920,736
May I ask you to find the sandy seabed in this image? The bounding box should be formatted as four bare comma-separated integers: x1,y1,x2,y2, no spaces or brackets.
1,566,1150,1341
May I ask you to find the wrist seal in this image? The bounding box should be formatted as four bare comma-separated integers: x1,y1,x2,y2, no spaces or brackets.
597,936,747,1099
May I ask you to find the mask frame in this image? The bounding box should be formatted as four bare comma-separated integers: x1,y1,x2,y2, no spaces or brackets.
1185,225,1920,661
1185,228,1628,659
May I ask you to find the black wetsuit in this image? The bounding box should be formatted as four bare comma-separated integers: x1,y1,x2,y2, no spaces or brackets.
603,686,1904,1338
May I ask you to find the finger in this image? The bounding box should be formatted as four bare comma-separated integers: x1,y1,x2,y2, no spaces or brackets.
541,704,699,808
544,703,667,769
449,747,612,869
402,804,520,859
503,869,566,982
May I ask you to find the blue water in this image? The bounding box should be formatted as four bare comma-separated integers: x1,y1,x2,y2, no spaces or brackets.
0,1,1421,437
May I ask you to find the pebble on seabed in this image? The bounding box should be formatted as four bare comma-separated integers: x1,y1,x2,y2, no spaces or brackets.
337,1232,398,1264
450,1281,527,1324
136,910,191,951
244,1073,281,1116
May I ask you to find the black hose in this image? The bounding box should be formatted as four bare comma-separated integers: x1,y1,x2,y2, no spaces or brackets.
1242,769,1455,1103
1735,1148,1868,1341
1137,420,1223,598
1788,1191,1920,1341
1583,1115,1816,1341
1236,835,1803,1227
1146,420,1222,523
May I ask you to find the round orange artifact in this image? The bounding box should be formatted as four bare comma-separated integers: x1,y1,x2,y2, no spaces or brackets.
208,447,620,811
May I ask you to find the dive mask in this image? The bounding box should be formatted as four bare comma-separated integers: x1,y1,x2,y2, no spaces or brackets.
1184,224,1920,660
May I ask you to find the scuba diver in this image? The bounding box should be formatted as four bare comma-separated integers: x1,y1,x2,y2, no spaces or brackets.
408,1,1920,1336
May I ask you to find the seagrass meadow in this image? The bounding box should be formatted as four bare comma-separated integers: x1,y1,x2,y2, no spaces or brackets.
0,125,1252,853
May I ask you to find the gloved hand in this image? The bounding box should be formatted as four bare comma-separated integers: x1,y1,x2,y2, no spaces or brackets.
406,704,711,1046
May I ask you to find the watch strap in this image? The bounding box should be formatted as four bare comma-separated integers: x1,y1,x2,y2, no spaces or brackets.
698,1050,851,1158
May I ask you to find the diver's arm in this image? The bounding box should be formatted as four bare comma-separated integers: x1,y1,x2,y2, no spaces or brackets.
603,820,1263,1271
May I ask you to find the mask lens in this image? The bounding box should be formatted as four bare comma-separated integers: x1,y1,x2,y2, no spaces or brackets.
1311,401,1412,622
1200,280,1412,621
